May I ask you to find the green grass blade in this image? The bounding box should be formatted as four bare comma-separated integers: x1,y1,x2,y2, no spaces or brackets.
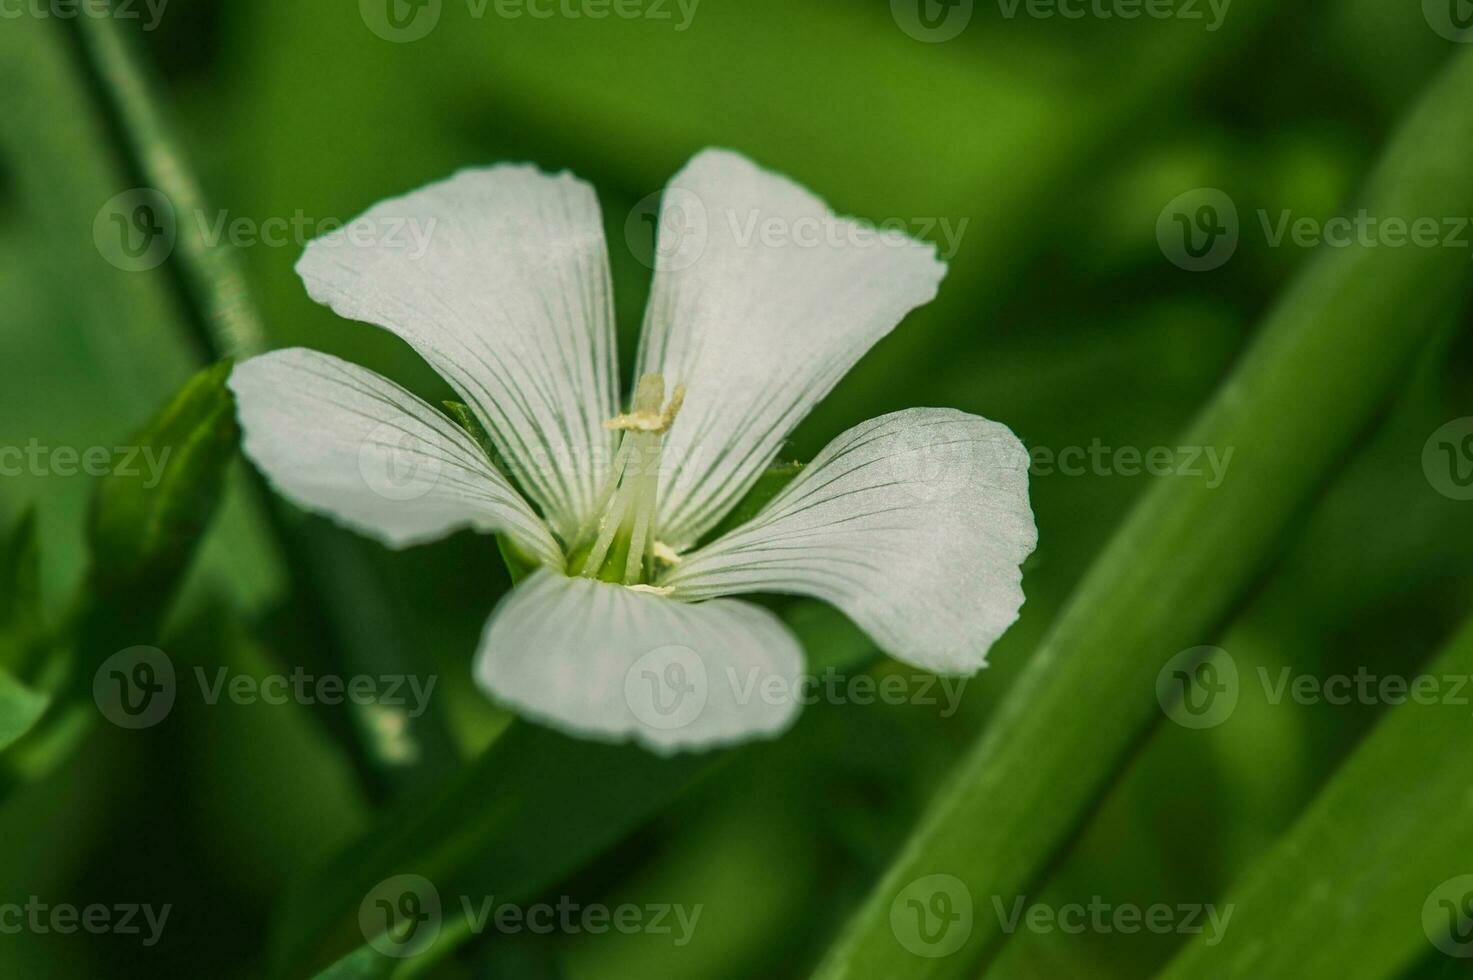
1157,617,1473,979
811,46,1473,980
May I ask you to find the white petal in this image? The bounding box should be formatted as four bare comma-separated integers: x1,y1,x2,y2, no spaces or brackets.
635,149,947,547
295,165,619,543
663,409,1036,675
230,348,562,565
475,570,804,754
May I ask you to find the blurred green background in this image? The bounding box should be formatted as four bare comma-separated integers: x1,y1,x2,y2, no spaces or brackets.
1,0,1472,976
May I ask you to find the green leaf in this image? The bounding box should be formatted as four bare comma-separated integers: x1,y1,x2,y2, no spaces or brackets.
0,668,47,754
1159,617,1473,979
86,359,238,600
811,47,1473,980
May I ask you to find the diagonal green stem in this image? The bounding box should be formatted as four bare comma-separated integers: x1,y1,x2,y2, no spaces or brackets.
812,46,1473,980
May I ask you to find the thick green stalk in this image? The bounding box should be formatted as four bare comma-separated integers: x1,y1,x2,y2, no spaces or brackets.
812,47,1473,980
1156,616,1473,979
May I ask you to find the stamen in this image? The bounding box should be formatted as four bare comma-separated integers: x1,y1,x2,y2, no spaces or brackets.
603,378,687,435
575,373,685,587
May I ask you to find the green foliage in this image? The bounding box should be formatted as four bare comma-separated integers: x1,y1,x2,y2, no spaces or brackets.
1,2,1471,979
85,359,239,601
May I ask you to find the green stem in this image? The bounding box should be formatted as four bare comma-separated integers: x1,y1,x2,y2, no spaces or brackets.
812,46,1473,980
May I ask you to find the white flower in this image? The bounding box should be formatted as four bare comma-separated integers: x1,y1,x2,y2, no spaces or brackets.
228,149,1037,754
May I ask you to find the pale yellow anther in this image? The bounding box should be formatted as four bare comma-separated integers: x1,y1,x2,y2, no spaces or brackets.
652,541,682,566
602,376,686,435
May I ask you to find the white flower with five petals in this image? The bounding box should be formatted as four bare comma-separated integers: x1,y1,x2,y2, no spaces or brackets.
229,149,1037,753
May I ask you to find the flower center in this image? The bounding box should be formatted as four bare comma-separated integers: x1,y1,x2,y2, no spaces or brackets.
569,373,685,586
